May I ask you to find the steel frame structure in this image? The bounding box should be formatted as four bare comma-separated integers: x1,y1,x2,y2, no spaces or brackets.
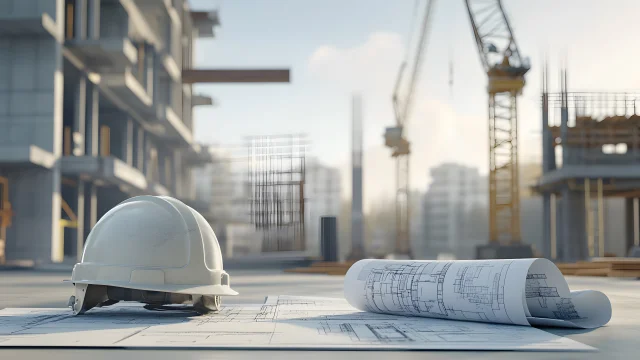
537,76,640,260
465,0,529,244
488,91,520,243
246,134,308,252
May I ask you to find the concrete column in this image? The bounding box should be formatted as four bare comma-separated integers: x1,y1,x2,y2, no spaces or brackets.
87,0,101,40
136,126,145,171
624,197,640,255
542,193,551,259
560,103,569,166
560,188,587,262
73,76,86,156
144,136,151,178
173,151,182,197
85,82,99,156
124,117,133,166
83,183,97,241
74,0,88,40
152,50,160,106
541,91,551,173
76,181,85,261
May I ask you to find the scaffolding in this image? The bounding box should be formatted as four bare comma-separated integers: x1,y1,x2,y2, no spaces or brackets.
536,69,640,261
246,134,308,252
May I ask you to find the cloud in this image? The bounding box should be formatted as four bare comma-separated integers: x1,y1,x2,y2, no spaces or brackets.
308,32,404,96
307,32,489,210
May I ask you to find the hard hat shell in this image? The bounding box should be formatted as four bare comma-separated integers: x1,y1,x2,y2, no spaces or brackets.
71,195,237,298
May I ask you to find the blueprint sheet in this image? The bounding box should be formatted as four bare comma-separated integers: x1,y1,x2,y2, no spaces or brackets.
0,295,593,351
344,258,612,329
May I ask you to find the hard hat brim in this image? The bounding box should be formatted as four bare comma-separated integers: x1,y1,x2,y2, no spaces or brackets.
70,280,238,296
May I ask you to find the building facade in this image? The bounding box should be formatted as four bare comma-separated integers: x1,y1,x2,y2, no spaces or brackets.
422,163,487,259
0,0,218,264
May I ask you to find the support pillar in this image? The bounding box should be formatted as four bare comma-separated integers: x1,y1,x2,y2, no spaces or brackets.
597,179,604,257
85,82,99,157
550,193,557,260
73,76,86,156
560,188,587,262
135,126,144,171
124,117,133,166
76,181,85,261
542,193,551,259
585,179,593,258
625,198,633,253
84,183,97,241
87,0,101,40
74,0,88,40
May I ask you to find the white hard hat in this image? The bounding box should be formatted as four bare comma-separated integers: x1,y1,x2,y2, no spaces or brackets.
69,195,237,315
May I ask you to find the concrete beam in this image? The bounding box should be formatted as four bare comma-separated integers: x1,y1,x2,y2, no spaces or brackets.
0,146,57,169
181,69,290,84
537,165,640,188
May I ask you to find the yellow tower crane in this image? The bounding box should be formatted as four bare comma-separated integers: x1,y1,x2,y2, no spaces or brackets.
464,0,531,254
385,0,436,258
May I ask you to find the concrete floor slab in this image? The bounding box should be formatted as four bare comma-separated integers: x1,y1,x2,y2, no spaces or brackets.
0,269,638,359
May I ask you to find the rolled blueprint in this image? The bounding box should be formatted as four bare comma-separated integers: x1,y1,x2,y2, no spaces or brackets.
344,258,611,329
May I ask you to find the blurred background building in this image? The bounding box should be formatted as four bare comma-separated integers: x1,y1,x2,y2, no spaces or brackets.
421,163,487,259
0,0,219,265
305,157,341,256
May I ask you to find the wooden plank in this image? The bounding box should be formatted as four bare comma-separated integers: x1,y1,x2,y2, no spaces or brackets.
311,261,355,268
182,69,290,84
610,263,640,270
574,268,610,276
608,270,640,278
574,261,611,269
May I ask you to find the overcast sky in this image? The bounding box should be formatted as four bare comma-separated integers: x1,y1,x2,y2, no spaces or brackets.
189,0,640,207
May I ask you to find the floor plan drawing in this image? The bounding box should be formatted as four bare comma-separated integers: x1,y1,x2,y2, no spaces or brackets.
353,260,515,324
525,270,583,321
0,295,595,351
344,258,612,329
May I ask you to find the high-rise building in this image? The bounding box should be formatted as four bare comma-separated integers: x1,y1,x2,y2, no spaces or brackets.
422,163,487,259
0,0,219,264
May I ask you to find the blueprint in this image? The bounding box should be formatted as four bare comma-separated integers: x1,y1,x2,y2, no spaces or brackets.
344,259,612,329
0,295,594,351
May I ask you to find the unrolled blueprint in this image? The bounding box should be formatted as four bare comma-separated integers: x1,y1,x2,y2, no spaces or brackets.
344,258,612,329
0,295,594,351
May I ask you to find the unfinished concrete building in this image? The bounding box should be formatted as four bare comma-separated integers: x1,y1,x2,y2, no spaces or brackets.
0,0,220,264
536,70,640,261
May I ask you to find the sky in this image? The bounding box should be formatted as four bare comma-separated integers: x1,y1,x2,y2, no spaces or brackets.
188,0,640,208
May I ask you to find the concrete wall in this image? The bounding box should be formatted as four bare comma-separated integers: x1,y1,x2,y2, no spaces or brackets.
100,2,129,39
0,0,59,22
0,37,61,152
0,23,64,262
4,168,60,263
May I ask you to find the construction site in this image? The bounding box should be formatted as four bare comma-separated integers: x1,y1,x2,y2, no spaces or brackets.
0,0,290,265
2,1,640,358
0,0,639,277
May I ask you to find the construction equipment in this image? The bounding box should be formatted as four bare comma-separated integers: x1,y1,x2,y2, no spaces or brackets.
464,0,531,253
385,0,436,258
69,195,237,315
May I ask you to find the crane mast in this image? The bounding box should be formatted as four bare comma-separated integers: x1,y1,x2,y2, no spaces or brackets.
385,0,436,258
464,0,530,245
